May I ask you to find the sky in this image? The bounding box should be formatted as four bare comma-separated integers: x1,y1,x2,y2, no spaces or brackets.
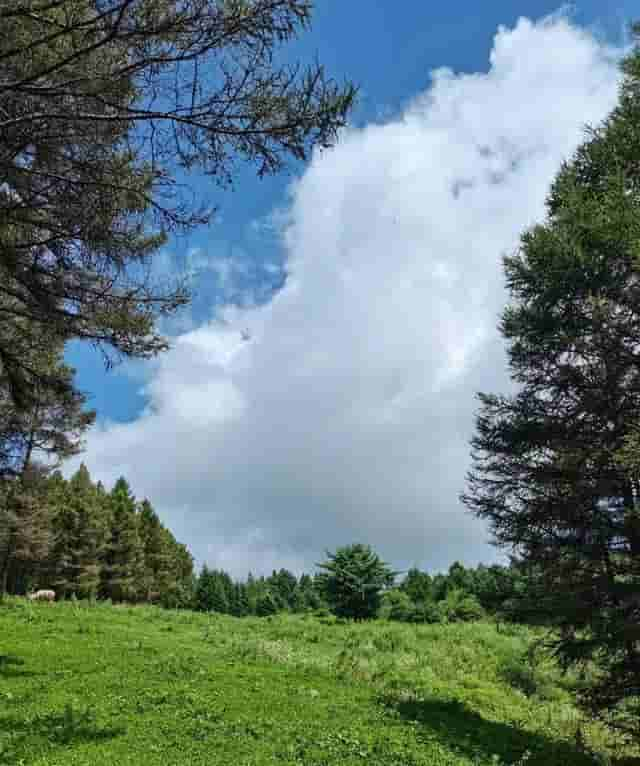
65,1,637,577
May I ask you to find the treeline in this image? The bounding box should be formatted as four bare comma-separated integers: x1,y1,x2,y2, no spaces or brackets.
190,557,527,623
194,568,324,617
0,464,193,607
383,562,527,623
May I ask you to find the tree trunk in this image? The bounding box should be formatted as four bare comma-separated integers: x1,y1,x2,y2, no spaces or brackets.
0,542,11,602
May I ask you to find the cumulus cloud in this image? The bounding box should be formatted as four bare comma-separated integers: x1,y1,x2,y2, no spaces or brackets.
74,15,622,576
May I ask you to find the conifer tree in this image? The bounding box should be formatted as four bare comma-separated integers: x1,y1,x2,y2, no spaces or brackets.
268,568,298,610
195,566,217,612
102,478,143,602
210,572,231,614
69,465,105,599
0,349,92,598
246,572,259,614
317,544,396,620
463,34,640,734
0,466,51,597
46,465,105,599
138,499,171,601
0,0,355,408
234,583,251,617
290,584,307,613
297,573,322,610
255,589,278,617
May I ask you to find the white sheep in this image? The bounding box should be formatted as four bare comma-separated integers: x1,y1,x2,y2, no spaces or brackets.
27,589,56,602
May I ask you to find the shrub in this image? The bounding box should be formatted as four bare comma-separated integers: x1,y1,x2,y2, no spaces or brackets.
380,590,417,622
439,589,485,622
414,599,443,624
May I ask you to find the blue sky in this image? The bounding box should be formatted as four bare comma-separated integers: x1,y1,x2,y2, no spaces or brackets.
67,2,637,575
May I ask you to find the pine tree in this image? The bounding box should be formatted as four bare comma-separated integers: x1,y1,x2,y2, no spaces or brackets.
246,572,259,615
46,465,106,599
463,34,640,734
268,568,298,610
316,544,396,620
290,585,307,613
0,467,52,598
211,572,231,614
256,589,278,617
0,1,355,409
69,465,106,599
138,499,172,602
195,566,217,612
235,583,251,617
102,478,143,602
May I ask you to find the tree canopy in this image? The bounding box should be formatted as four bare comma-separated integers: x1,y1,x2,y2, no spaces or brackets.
0,0,356,407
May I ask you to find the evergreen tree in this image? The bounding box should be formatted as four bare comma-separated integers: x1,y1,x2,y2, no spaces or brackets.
246,572,259,615
316,544,396,620
256,589,279,617
463,34,640,734
229,582,250,617
290,584,308,613
0,467,52,598
210,575,230,614
268,568,298,610
298,573,323,610
102,478,142,602
138,499,172,601
0,0,355,408
68,464,106,599
195,566,217,612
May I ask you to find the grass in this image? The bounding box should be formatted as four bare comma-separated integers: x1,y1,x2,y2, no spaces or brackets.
0,598,637,765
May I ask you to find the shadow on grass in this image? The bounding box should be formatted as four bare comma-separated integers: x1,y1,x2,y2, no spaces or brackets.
0,707,125,761
381,695,610,766
0,654,39,679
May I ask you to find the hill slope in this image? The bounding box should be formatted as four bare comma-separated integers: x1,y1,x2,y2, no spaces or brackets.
0,600,634,765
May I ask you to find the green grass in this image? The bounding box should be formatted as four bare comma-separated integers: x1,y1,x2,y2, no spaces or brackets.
0,599,636,765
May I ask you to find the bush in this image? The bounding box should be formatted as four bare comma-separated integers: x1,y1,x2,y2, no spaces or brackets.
414,599,443,624
439,589,485,622
379,590,416,622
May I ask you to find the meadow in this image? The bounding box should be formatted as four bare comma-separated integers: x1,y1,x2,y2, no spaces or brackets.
0,599,637,766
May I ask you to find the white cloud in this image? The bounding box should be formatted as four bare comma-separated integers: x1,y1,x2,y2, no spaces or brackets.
73,15,622,577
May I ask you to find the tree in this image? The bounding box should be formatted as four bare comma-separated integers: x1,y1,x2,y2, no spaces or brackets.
463,33,640,736
380,589,417,622
230,582,250,617
316,544,396,620
267,568,297,609
195,565,216,612
0,0,356,407
51,463,107,599
209,577,230,614
400,567,432,604
0,350,94,477
297,572,322,610
0,350,92,598
102,477,143,601
255,588,278,617
438,589,485,623
0,466,52,598
138,499,173,601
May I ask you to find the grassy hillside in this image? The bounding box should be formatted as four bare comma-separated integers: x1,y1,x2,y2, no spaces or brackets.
0,599,636,765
